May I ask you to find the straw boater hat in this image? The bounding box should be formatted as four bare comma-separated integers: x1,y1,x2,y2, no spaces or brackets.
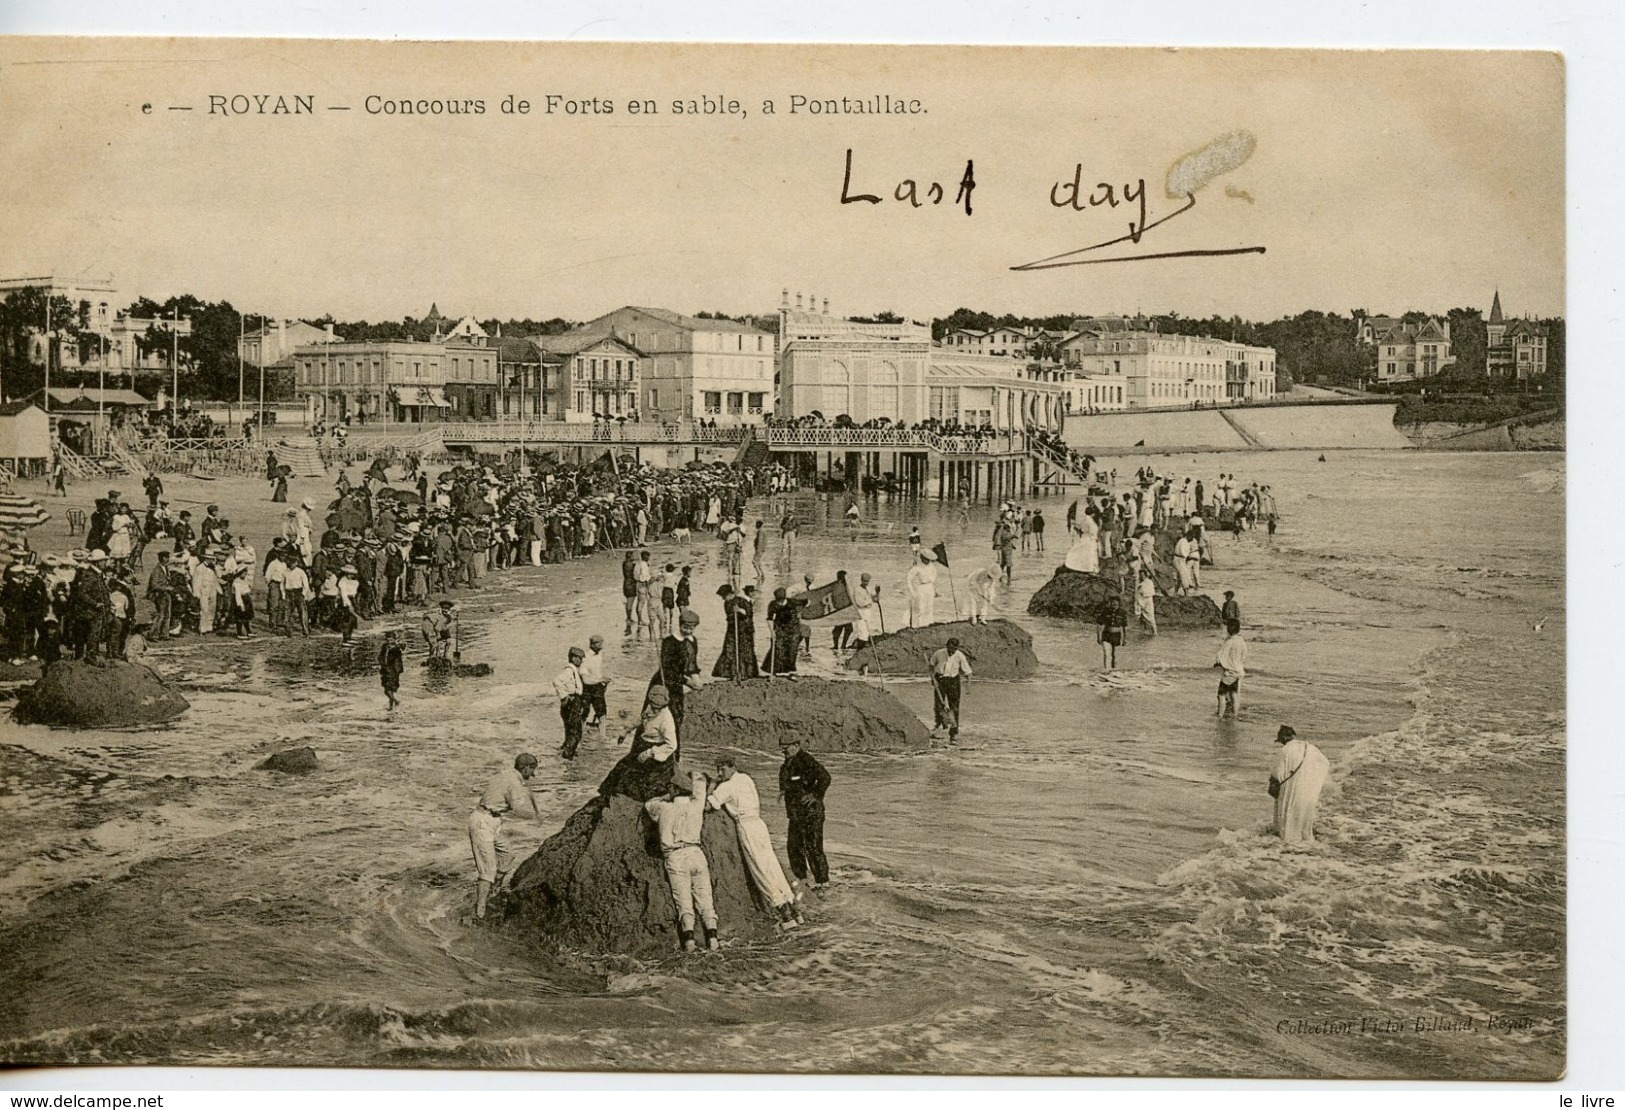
68,548,89,563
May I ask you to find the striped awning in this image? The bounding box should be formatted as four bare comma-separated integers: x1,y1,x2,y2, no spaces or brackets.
0,493,50,529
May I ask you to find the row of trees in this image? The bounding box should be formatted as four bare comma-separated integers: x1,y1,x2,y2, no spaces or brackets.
926,305,1567,391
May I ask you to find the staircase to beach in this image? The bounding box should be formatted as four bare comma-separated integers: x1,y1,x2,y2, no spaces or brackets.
54,442,109,480
1026,437,1093,487
1216,409,1268,449
98,439,151,479
734,428,771,469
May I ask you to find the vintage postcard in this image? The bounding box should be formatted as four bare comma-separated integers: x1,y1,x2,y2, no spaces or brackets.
0,39,1563,1079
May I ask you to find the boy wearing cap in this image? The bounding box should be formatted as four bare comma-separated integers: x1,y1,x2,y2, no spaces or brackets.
468,753,542,921
599,685,680,801
650,609,702,735
553,646,588,759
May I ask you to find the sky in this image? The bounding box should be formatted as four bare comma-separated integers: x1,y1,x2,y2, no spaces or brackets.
0,40,1564,325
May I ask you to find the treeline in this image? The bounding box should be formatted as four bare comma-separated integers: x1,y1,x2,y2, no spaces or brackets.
323,316,580,343
928,305,1566,387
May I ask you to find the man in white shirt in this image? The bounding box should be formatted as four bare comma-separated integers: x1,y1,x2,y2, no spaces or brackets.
467,752,543,921
335,564,361,644
189,556,220,636
1215,620,1248,718
280,558,310,636
1134,568,1158,636
1173,532,1198,595
850,571,877,647
423,598,457,661
967,562,999,625
633,551,656,637
264,541,290,634
927,637,974,742
553,646,588,759
579,634,609,728
645,772,721,951
707,756,803,930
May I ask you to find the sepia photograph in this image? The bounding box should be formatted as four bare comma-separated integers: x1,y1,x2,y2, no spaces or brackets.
0,36,1569,1080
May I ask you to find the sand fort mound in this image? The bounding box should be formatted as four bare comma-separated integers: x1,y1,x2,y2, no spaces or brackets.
1027,567,1223,630
13,660,190,728
844,618,1039,679
504,794,784,957
682,676,930,753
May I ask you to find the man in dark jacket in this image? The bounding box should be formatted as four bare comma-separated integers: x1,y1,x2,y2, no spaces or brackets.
144,551,175,641
67,552,112,662
648,608,702,740
778,737,831,888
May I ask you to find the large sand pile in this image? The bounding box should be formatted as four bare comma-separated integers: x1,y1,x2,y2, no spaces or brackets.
682,676,930,753
1026,567,1223,630
12,660,190,728
503,794,783,956
844,619,1039,679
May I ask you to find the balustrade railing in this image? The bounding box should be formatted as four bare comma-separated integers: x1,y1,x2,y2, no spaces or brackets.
763,427,1029,456
439,420,749,445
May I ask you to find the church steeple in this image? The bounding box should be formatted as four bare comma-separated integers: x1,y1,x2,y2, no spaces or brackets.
1489,289,1504,323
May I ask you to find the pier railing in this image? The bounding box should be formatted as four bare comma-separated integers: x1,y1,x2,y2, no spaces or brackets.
438,420,750,446
763,427,1030,457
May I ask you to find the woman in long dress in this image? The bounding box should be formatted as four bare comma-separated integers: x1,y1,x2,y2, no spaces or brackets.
1064,513,1100,573
905,551,938,628
762,587,802,674
107,505,135,566
1270,725,1332,844
712,584,760,679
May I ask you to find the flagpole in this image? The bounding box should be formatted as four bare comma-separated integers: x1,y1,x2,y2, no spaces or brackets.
43,294,50,415
171,305,180,421
257,315,267,439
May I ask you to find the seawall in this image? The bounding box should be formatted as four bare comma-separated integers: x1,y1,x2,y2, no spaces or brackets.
1064,402,1411,452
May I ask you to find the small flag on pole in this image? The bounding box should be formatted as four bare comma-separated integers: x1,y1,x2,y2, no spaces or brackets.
932,542,950,567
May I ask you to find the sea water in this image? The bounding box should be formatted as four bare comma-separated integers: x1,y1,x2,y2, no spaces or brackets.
0,450,1564,1078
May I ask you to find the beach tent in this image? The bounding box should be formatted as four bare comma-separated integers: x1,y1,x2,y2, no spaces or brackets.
0,401,51,478
0,492,51,530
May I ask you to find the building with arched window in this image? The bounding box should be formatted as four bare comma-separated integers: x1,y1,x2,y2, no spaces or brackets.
776,293,1064,429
